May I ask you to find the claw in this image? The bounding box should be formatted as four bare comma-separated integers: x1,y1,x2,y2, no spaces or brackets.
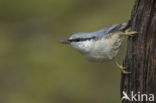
122,70,131,74
128,31,138,36
114,60,131,74
119,66,131,74
121,31,138,37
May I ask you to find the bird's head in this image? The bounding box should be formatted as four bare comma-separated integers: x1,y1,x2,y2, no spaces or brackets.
60,33,96,53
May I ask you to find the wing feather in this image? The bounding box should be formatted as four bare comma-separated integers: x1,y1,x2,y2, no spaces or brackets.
91,24,122,39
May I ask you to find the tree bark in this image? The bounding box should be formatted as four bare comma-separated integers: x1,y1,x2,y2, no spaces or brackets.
121,0,156,103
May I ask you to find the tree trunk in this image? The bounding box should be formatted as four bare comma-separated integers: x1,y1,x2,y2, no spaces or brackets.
121,0,156,103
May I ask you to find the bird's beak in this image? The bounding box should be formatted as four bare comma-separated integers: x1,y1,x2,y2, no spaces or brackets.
60,40,70,44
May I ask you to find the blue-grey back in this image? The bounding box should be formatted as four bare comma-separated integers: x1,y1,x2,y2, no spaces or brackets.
91,24,121,39
70,24,121,40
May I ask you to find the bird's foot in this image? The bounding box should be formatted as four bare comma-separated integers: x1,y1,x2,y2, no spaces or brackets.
121,31,138,37
118,65,131,74
114,60,131,74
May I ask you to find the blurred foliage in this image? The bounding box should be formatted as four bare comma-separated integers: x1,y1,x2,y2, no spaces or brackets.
0,0,135,103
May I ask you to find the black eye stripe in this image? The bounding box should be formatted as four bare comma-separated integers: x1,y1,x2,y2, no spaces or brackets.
68,37,96,42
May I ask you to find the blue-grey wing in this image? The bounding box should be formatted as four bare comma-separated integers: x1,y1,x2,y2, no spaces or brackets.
91,24,122,39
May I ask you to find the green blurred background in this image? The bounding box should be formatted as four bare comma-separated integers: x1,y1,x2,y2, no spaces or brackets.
0,0,135,103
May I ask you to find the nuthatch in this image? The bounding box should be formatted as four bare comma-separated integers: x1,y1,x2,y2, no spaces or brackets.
60,20,137,74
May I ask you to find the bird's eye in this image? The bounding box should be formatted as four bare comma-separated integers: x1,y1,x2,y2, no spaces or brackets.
69,37,96,42
75,39,80,42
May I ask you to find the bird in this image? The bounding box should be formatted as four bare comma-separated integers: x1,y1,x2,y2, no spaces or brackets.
60,20,137,74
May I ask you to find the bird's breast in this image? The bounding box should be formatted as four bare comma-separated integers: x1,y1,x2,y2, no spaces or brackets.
83,34,123,62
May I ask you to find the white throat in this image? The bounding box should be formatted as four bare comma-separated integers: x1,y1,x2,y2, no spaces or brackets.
70,40,93,53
